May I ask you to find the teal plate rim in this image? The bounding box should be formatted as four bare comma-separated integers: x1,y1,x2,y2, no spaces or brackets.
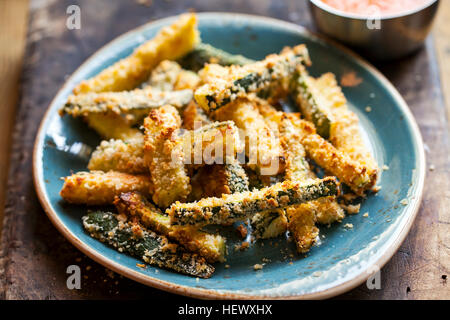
33,13,426,299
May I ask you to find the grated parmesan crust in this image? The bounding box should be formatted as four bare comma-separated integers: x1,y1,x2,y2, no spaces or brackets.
144,105,191,208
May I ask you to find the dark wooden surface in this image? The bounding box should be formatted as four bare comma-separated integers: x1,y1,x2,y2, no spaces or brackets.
1,0,449,300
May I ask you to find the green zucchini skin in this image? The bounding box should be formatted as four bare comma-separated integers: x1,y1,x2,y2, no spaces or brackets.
168,177,339,227
224,162,249,194
61,89,193,125
251,210,288,239
291,71,331,139
82,211,214,278
178,43,255,71
196,45,311,113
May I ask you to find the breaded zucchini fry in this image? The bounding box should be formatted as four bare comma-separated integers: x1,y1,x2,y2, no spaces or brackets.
291,67,332,139
145,60,182,91
145,60,201,91
194,45,311,113
114,192,226,262
279,114,345,224
74,13,199,94
60,171,152,205
84,113,141,140
190,160,249,200
286,204,319,254
213,99,285,175
182,101,212,130
83,211,214,278
301,132,374,195
168,177,339,227
251,209,288,239
144,105,191,208
181,121,243,165
87,133,147,174
179,43,255,72
62,88,193,125
174,70,201,90
310,73,379,182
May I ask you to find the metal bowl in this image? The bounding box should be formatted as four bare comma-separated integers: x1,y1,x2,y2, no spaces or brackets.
309,0,440,61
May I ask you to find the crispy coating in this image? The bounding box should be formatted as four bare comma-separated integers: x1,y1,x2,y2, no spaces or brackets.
168,177,339,227
214,99,285,175
62,88,193,125
181,121,243,166
189,160,249,200
146,60,183,90
279,114,345,224
286,204,319,254
182,101,212,130
88,133,147,174
194,45,311,112
144,105,191,208
310,73,379,184
114,192,226,262
73,14,199,94
251,209,288,239
301,132,374,195
60,171,152,205
84,113,142,140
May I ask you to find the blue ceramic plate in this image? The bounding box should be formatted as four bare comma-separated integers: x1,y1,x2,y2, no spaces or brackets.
33,13,425,299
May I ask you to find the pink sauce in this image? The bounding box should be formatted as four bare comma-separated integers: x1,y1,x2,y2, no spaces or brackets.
320,0,432,16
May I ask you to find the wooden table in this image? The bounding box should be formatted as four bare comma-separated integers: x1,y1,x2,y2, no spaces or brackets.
0,0,449,300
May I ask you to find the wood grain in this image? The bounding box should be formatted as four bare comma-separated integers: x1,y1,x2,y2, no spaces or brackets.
0,0,448,300
0,0,29,237
434,0,450,125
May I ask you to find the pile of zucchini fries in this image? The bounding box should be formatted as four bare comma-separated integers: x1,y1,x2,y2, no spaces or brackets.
59,13,379,278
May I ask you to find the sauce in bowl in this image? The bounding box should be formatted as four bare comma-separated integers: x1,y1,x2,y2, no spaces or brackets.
320,0,434,16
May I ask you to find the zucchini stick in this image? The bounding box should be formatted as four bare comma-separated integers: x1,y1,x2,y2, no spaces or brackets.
84,113,142,140
291,67,332,139
114,192,226,262
181,121,243,166
213,99,285,175
251,209,288,239
62,88,193,125
87,133,147,174
310,73,379,183
256,104,345,224
178,43,255,71
60,171,153,205
83,211,214,278
74,13,199,94
182,101,212,130
168,177,339,227
190,160,249,200
286,204,319,254
144,105,191,208
195,45,311,113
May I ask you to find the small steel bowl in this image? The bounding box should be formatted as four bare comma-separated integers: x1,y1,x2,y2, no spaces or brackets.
309,0,440,61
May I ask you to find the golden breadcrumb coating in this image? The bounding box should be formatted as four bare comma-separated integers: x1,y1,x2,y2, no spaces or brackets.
310,72,379,184
182,100,212,130
60,171,152,205
73,13,199,94
144,105,191,208
114,192,226,262
213,99,285,175
286,204,319,254
88,133,147,174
